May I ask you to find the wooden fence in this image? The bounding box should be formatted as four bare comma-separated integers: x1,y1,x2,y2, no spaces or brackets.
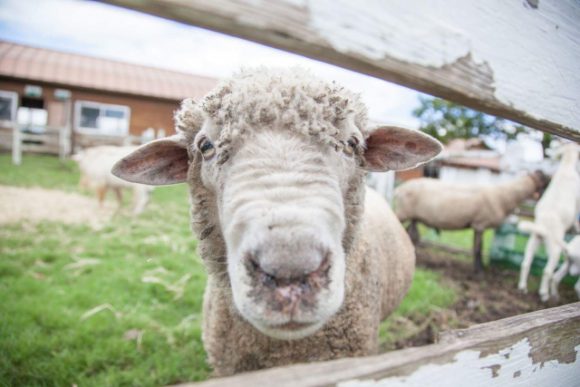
100,1,580,385
103,0,579,142
177,303,580,387
8,125,71,165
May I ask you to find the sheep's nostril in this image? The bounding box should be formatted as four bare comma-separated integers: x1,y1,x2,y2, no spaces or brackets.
262,272,276,288
245,248,332,293
249,258,259,272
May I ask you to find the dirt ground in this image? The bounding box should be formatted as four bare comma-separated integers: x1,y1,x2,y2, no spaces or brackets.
0,185,115,228
388,245,578,350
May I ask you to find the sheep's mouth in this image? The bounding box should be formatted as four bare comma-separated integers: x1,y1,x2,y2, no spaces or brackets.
258,319,325,339
270,321,315,331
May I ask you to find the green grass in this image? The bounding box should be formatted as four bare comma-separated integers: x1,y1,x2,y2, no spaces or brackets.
378,269,457,349
0,154,79,191
393,269,457,317
419,224,495,262
0,153,458,385
0,154,209,386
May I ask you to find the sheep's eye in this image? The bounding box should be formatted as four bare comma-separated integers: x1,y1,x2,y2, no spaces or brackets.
197,137,216,160
344,137,359,157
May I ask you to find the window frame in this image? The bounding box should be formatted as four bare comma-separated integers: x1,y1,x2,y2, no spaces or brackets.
0,90,18,126
74,100,131,136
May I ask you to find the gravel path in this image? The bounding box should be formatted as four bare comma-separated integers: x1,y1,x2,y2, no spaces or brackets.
0,185,114,228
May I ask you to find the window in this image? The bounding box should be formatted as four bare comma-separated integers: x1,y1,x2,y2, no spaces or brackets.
18,96,47,133
0,90,18,125
75,101,130,136
17,107,48,133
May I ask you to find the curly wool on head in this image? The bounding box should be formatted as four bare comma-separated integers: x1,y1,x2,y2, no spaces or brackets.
174,68,370,278
175,67,369,154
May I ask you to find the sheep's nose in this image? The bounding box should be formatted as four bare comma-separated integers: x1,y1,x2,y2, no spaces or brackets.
245,248,331,312
246,250,330,285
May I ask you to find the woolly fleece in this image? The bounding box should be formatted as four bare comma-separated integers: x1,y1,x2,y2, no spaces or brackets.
174,68,415,376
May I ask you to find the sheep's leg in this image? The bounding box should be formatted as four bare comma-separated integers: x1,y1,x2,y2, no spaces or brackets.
574,278,580,300
473,229,484,273
113,188,124,209
518,234,540,293
406,220,420,245
96,186,108,208
539,240,562,302
132,187,150,216
79,175,88,191
551,259,569,301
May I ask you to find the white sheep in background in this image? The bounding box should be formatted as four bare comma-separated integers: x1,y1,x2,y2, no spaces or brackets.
111,68,442,376
518,143,580,301
73,146,153,215
394,172,548,272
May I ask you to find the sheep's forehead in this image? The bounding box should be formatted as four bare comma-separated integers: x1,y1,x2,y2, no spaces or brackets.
190,69,369,147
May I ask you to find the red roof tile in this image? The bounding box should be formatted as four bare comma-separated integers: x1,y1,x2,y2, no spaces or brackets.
0,40,217,101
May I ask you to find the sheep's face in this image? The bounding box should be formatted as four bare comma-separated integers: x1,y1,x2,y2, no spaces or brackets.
197,122,360,339
112,70,442,340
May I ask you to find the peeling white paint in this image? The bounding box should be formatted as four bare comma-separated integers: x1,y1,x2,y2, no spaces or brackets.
309,0,471,67
308,0,580,131
338,339,580,387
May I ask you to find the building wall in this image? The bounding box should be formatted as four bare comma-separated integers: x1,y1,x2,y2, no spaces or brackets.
0,78,181,136
439,166,514,186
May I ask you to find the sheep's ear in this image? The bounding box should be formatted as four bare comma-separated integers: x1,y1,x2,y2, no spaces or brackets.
112,135,189,185
362,125,442,172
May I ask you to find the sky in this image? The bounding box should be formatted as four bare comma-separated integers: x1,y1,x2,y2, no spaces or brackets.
0,0,424,128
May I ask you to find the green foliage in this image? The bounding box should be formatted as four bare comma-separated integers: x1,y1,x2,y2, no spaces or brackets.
412,96,551,148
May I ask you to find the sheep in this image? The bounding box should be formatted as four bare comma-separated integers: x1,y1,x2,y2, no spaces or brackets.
395,172,548,272
517,143,580,301
553,235,580,300
73,145,153,215
110,68,442,376
518,229,580,300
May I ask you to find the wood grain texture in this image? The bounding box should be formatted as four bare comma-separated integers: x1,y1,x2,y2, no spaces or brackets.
101,0,580,141
174,302,580,386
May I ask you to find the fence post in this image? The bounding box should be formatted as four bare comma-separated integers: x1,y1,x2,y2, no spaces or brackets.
12,124,21,165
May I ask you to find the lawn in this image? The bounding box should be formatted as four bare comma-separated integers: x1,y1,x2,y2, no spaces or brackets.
419,225,495,261
0,154,457,386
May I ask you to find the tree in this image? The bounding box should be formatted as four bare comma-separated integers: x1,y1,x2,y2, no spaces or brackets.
412,96,551,148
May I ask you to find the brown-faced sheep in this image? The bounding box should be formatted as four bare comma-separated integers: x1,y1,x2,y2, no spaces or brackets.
518,143,580,301
111,68,442,376
395,172,547,272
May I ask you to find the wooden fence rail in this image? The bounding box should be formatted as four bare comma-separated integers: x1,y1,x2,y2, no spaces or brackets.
9,125,71,165
176,302,580,387
102,0,580,141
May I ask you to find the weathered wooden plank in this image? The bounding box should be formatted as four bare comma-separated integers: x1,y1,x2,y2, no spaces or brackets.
175,302,580,387
101,0,580,141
